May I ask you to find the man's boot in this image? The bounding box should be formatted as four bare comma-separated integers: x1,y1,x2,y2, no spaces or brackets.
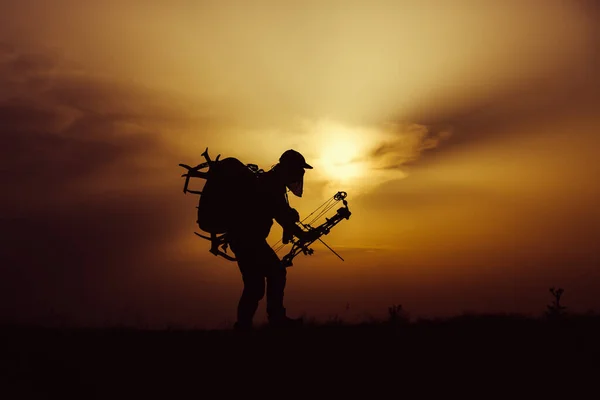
269,316,304,329
268,308,303,329
233,320,254,332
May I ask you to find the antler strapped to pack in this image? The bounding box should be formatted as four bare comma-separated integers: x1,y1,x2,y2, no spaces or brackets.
179,148,220,195
179,148,236,261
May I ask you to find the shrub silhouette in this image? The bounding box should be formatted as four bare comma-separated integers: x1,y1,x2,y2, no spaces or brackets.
388,304,410,326
546,287,567,319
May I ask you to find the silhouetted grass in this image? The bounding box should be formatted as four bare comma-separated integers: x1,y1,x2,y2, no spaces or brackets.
2,312,599,397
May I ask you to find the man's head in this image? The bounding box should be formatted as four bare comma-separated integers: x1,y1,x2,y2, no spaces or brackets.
278,149,312,197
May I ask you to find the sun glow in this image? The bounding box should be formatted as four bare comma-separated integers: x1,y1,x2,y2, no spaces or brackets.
312,120,371,183
304,119,413,196
320,141,362,182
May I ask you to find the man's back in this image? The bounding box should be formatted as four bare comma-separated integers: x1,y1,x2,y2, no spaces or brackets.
228,170,288,242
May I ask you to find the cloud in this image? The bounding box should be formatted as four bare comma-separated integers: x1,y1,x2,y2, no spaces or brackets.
395,5,600,167
1,1,599,326
368,124,453,170
0,43,214,325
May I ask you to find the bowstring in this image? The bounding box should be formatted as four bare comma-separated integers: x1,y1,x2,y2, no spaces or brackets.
304,199,337,227
300,196,335,224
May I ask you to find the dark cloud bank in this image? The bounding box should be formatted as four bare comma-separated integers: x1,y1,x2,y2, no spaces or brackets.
0,43,221,327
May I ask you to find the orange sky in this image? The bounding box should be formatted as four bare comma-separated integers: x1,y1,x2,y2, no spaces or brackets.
1,0,599,328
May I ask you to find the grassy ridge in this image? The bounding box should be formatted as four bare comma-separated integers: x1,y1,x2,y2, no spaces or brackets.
2,313,599,397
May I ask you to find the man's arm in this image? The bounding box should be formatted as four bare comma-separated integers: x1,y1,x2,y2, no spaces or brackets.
274,195,306,243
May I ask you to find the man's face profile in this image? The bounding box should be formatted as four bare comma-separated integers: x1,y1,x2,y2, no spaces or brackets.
284,167,305,197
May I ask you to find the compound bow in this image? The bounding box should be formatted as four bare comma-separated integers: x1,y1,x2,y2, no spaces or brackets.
275,191,351,267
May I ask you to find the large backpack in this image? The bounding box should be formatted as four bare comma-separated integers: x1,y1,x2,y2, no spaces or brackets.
179,149,262,261
196,157,257,234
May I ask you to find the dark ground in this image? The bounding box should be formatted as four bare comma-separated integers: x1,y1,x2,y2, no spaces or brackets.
2,313,599,398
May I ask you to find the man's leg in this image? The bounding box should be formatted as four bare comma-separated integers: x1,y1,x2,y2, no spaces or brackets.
261,241,302,326
234,247,266,329
265,256,287,321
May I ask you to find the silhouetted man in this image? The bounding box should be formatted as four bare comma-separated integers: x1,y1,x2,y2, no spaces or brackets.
227,149,313,330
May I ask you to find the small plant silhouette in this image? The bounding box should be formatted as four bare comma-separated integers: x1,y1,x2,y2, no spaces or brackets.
546,287,566,319
325,314,344,326
388,304,410,326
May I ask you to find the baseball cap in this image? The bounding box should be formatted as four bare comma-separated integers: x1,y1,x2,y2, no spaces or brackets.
279,149,313,169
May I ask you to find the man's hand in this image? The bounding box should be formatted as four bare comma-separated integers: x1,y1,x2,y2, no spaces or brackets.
282,229,293,245
283,223,318,245
289,208,300,223
297,226,320,244
280,207,301,244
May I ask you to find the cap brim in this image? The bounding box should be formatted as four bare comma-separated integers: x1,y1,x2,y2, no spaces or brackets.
304,163,313,169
